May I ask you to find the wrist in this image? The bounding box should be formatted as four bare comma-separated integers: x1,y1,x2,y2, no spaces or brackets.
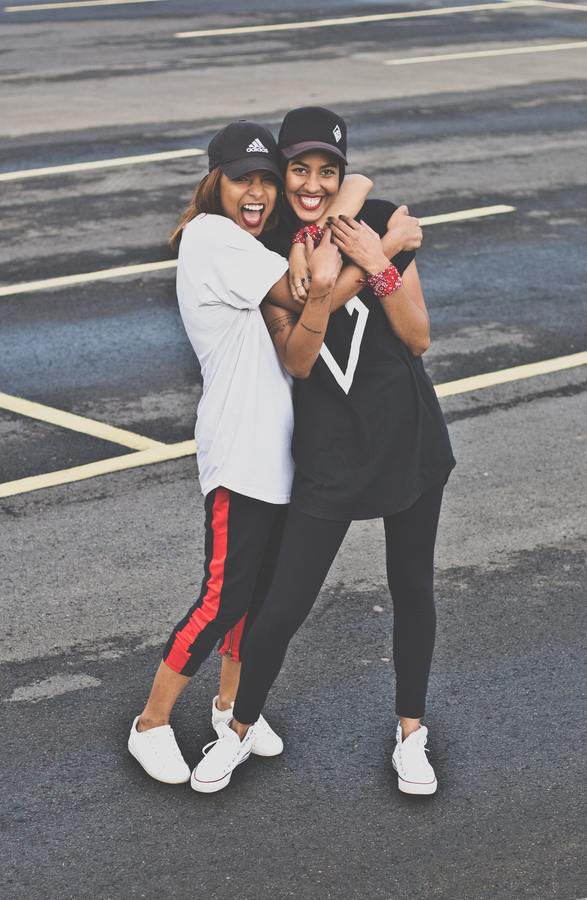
366,264,402,298
364,253,392,277
292,224,324,248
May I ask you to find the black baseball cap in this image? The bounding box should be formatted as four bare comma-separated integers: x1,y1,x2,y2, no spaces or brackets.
207,121,283,181
278,106,348,164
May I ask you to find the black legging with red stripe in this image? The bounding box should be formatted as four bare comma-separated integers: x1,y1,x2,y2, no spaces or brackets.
164,487,286,677
232,482,445,724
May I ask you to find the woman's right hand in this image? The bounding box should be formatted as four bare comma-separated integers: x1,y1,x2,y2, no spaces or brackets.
386,205,423,254
288,242,311,302
306,227,342,296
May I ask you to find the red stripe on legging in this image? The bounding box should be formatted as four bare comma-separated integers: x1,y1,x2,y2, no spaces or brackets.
219,612,248,661
165,487,230,674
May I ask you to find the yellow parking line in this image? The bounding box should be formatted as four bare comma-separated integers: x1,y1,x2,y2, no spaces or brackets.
0,391,163,450
0,440,195,499
5,0,168,12
384,40,587,65
1,351,585,499
0,148,205,183
175,1,536,39
0,205,515,298
435,350,587,397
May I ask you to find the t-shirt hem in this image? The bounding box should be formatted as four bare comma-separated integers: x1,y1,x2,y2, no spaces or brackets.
201,476,291,507
291,460,455,521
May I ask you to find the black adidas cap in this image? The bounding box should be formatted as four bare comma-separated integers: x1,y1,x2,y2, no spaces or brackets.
207,121,283,181
278,106,348,164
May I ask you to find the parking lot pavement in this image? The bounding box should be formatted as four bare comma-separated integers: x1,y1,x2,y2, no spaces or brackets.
1,2,586,898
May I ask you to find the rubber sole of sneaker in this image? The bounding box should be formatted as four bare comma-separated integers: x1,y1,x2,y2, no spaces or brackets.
250,741,283,758
191,751,251,794
392,760,438,796
128,743,190,785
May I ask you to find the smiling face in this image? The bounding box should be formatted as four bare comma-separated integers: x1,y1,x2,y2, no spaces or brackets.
284,151,341,223
219,170,279,236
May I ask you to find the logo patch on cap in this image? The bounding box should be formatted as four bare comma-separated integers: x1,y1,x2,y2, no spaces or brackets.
246,138,269,153
333,125,342,143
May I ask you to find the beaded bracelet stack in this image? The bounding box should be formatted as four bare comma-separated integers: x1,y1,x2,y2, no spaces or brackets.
366,264,402,298
291,224,324,248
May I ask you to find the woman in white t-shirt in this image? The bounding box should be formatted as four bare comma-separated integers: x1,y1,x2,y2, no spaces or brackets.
127,120,373,785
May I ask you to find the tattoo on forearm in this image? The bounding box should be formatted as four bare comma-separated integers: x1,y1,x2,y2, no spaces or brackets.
300,322,324,335
267,313,299,337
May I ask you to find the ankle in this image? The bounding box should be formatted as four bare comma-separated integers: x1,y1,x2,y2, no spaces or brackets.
400,718,421,741
230,718,250,741
216,695,234,712
138,714,169,732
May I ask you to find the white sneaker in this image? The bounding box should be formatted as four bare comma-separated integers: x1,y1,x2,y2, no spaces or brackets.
191,720,255,793
392,723,438,795
211,695,283,758
128,715,190,784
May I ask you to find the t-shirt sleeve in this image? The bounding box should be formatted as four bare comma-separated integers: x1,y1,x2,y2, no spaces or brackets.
179,214,288,310
360,199,416,276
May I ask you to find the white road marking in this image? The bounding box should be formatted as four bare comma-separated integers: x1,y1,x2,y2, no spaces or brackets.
0,259,176,298
5,0,168,12
420,205,515,225
0,391,163,450
175,1,536,39
435,350,587,397
1,352,585,498
0,440,196,498
0,205,515,298
384,40,587,65
0,148,205,183
6,674,101,703
532,0,587,10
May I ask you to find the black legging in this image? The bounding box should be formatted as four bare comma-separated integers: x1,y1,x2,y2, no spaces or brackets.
233,482,445,724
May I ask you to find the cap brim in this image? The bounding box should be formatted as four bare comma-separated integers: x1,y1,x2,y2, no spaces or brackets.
279,141,347,164
220,156,283,182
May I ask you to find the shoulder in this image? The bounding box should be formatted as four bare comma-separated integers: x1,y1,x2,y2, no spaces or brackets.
181,213,256,251
358,199,400,236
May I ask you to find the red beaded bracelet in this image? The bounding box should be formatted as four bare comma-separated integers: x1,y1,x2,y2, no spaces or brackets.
292,224,324,248
366,264,402,298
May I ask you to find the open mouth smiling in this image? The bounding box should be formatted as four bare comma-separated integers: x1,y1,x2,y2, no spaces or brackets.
296,194,324,212
241,203,265,228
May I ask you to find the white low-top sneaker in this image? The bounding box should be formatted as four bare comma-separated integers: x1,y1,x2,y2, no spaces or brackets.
211,696,283,757
128,715,190,784
192,720,255,793
392,723,438,796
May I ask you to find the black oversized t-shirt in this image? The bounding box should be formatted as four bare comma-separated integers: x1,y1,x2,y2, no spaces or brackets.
266,198,456,520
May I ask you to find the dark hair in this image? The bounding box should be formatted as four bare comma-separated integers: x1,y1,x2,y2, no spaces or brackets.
169,166,281,249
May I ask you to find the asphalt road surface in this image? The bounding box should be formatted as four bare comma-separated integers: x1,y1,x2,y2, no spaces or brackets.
1,1,586,898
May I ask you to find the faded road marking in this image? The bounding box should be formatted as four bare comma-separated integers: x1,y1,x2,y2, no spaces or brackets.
6,674,101,703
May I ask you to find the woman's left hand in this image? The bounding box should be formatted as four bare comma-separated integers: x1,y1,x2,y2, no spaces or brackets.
288,242,311,302
328,215,390,276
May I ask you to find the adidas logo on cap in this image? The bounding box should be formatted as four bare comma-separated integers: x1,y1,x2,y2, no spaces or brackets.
246,138,269,153
333,124,342,143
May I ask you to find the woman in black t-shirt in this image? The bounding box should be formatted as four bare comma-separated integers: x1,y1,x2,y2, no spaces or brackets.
193,107,455,797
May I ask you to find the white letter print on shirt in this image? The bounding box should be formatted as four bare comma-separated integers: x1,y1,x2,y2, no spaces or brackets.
319,296,369,394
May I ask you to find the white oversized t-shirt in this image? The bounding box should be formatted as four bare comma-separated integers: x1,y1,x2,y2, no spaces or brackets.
177,213,293,504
